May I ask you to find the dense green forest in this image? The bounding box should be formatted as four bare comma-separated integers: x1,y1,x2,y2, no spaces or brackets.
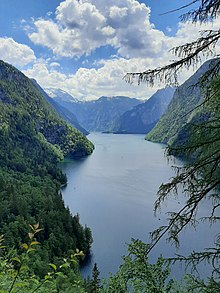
0,60,94,281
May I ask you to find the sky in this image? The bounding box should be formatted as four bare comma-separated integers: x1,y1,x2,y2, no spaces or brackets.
0,0,219,100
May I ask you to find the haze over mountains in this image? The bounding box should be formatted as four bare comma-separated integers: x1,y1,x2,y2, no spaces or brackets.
45,87,175,134
111,87,175,134
45,89,142,132
43,58,219,142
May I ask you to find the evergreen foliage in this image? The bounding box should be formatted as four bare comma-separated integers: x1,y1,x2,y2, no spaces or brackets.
0,60,94,276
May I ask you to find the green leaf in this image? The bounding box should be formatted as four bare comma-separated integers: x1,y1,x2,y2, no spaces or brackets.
29,224,35,231
11,257,21,264
27,247,36,253
21,243,28,250
20,265,28,272
35,228,44,233
70,259,77,264
55,272,64,277
29,278,39,285
14,282,28,287
30,241,40,246
44,280,53,284
60,263,70,268
49,263,57,271
33,223,40,230
28,232,34,239
44,275,51,280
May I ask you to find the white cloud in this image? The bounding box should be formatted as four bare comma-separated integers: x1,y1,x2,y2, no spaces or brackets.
28,0,168,59
23,57,159,100
49,62,61,68
0,37,36,67
24,15,220,102
167,19,220,54
20,0,220,102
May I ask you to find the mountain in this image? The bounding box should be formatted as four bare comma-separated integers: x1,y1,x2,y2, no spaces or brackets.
46,90,142,132
146,59,220,144
32,81,89,135
46,88,79,103
0,60,94,274
111,87,175,134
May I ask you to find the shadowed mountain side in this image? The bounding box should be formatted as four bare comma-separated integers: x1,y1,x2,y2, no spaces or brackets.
46,89,142,132
111,87,175,134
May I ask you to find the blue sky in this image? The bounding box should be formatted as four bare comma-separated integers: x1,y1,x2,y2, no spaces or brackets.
0,0,218,100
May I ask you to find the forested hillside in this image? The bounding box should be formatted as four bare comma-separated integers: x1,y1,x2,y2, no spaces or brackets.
146,59,219,144
0,60,94,277
32,80,89,135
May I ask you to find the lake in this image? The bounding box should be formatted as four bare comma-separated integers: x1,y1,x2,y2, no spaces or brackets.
61,133,218,279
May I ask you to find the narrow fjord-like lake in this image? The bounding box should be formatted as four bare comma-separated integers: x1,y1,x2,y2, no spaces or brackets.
61,133,218,278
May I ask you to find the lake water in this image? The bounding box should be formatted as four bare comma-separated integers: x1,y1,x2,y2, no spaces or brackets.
61,133,218,279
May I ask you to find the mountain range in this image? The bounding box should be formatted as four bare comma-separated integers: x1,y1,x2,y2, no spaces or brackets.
45,89,142,132
45,88,176,134
111,87,175,134
0,60,94,268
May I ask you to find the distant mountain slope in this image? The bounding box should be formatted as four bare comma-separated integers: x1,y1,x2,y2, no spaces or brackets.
146,59,220,144
112,87,175,134
46,90,142,132
32,81,89,135
46,88,79,103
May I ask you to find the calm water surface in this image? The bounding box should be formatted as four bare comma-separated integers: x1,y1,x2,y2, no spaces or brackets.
61,133,218,278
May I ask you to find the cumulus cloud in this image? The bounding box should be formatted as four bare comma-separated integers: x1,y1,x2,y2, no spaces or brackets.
23,53,195,102
0,37,36,67
23,57,160,100
24,14,220,101
170,19,220,46
21,0,220,102
28,0,168,58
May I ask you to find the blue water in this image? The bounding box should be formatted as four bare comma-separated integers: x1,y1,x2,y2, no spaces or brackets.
61,133,218,278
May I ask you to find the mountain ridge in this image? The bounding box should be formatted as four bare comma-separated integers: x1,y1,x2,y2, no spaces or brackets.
46,91,142,132
146,58,220,144
111,87,175,134
32,81,89,135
